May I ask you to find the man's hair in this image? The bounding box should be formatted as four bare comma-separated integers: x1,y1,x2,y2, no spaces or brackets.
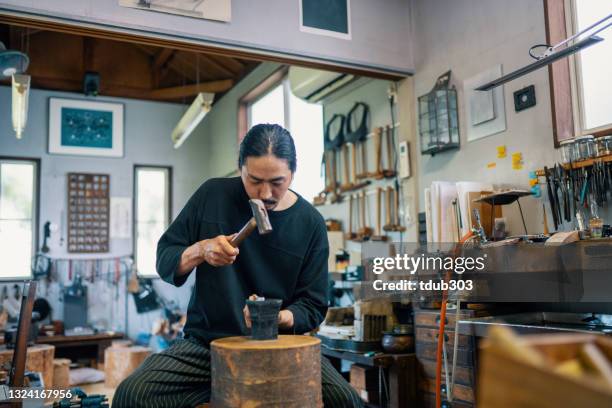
238,124,297,172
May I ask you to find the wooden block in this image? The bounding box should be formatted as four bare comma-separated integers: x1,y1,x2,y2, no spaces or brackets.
53,358,71,389
111,339,133,348
350,364,378,390
104,346,151,388
210,336,322,408
0,344,55,388
479,334,612,408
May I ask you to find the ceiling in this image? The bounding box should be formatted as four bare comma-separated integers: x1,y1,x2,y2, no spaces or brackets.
0,23,260,104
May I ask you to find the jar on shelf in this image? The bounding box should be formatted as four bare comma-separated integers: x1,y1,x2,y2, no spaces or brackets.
559,139,575,164
595,135,612,156
573,135,596,161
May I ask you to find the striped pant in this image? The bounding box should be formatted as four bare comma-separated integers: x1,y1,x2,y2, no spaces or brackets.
113,338,364,408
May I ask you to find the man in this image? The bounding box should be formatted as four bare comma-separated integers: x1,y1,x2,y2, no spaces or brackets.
114,124,363,407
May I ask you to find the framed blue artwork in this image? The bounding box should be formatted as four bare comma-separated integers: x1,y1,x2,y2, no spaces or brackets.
299,0,351,40
48,98,124,157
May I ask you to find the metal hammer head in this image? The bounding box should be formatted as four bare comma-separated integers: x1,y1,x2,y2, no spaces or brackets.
249,199,272,235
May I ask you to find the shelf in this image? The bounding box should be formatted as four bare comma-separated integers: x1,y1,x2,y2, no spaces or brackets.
535,154,612,177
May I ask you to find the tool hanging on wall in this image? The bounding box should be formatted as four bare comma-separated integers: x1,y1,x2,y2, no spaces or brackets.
356,190,373,241
371,187,388,241
349,142,370,190
391,185,406,232
382,186,406,232
373,127,385,179
382,125,397,178
340,143,354,192
383,186,394,232
345,194,357,240
345,102,372,181
322,114,346,202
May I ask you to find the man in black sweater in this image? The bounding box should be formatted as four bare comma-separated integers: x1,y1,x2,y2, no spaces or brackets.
114,124,363,407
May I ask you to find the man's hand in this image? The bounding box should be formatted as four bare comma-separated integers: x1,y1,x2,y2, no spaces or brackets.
200,234,239,267
243,294,294,330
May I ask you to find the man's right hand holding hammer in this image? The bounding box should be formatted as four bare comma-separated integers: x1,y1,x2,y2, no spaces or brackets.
177,234,238,275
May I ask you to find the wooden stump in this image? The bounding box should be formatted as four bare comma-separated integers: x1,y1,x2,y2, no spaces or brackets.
211,335,322,408
104,346,151,388
111,339,133,348
53,358,71,389
0,344,55,388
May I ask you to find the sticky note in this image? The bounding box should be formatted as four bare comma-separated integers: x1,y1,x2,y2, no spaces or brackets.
487,162,497,169
529,178,538,186
497,146,507,158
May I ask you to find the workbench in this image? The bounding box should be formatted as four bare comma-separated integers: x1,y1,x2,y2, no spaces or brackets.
36,332,124,367
321,347,416,408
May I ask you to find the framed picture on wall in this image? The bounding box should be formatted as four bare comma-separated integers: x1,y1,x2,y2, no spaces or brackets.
48,98,124,158
299,0,351,40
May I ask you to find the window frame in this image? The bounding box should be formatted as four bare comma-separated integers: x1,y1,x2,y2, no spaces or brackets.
237,66,289,143
545,0,612,146
566,0,612,137
133,164,172,278
0,156,40,281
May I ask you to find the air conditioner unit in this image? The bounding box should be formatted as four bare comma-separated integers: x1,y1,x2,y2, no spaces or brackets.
289,66,366,104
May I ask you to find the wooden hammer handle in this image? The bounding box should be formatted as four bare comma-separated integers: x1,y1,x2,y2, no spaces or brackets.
385,186,392,225
230,217,257,247
376,187,382,235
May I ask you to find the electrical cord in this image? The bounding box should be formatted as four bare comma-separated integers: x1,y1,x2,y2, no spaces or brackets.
528,44,551,60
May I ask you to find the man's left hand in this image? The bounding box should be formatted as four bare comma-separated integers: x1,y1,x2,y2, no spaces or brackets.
243,294,294,330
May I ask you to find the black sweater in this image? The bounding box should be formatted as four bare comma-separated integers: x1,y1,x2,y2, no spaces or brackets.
156,177,329,346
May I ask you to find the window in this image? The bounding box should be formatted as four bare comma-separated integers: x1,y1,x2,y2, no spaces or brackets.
243,73,325,201
0,159,38,280
571,1,612,133
134,166,171,278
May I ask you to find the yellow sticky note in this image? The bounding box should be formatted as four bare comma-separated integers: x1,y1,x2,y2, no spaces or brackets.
487,162,497,169
529,178,538,186
497,145,507,158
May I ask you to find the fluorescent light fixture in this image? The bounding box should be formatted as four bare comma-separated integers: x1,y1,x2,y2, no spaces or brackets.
476,13,611,91
476,36,603,91
11,74,30,139
171,92,214,149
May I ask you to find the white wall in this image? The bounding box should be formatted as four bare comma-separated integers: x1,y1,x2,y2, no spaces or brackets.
197,62,282,178
0,86,209,339
410,0,611,235
0,0,413,76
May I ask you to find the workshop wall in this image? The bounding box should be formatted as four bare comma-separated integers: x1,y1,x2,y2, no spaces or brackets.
0,0,414,76
410,0,611,235
0,86,206,339
316,79,414,249
197,62,282,178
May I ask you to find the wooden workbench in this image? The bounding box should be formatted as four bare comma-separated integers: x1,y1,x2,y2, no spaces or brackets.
321,347,416,408
36,332,124,366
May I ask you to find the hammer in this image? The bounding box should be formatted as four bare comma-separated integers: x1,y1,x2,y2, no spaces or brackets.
230,199,273,247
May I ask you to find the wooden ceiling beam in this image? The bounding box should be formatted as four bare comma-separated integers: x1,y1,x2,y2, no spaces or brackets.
196,54,234,77
153,48,175,70
82,37,95,73
147,79,233,99
210,55,244,73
